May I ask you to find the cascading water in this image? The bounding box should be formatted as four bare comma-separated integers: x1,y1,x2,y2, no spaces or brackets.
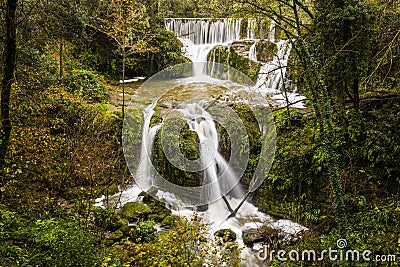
255,40,292,94
166,18,305,107
248,42,257,61
252,21,306,108
165,18,242,76
96,18,308,267
109,97,306,266
246,18,257,39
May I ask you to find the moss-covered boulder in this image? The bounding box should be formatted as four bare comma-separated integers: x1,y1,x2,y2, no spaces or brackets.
214,229,237,242
139,186,159,204
120,202,152,221
152,114,201,187
208,43,261,82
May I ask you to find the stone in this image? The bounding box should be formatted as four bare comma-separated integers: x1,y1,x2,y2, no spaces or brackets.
214,229,237,242
242,228,264,246
120,202,152,222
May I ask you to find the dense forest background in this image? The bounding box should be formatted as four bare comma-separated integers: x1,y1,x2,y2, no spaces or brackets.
0,0,399,266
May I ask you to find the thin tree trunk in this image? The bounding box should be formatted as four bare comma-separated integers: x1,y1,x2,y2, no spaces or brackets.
59,41,63,78
122,54,125,119
0,0,18,182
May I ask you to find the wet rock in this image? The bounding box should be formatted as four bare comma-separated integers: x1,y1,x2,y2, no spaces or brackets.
139,186,159,204
214,229,237,242
242,228,264,246
120,202,152,222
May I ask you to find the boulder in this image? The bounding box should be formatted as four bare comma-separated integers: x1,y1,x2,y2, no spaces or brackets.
214,229,237,242
160,215,178,228
242,228,264,246
120,202,152,222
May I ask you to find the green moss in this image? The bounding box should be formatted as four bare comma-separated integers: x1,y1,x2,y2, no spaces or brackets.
120,202,152,221
214,229,237,242
208,45,261,82
152,114,201,187
93,207,128,231
160,215,178,228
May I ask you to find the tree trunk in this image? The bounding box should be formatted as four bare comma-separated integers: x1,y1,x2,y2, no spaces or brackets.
0,0,18,180
59,41,63,78
122,54,125,119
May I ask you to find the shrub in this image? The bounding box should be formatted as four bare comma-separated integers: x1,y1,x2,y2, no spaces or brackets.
64,69,110,103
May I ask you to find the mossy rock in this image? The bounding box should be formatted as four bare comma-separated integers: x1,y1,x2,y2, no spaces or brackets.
152,120,201,187
160,215,178,228
214,229,237,242
242,228,264,246
208,43,261,82
139,186,159,203
150,112,163,126
120,202,152,221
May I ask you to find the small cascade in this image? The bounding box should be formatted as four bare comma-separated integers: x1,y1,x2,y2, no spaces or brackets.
255,40,292,94
134,102,161,190
165,18,242,45
268,20,276,43
246,18,257,39
253,21,306,107
248,42,257,61
179,103,244,202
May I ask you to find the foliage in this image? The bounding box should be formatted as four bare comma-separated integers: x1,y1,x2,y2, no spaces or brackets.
312,0,377,108
64,69,110,103
0,207,104,266
121,217,242,266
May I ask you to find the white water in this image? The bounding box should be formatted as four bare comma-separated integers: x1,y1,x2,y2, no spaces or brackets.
248,42,257,61
252,22,306,108
247,18,257,39
165,18,242,76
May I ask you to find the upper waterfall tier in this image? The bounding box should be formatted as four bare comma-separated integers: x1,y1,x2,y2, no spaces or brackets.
165,18,242,45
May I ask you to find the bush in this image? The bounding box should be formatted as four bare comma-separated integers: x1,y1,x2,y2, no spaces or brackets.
64,69,110,103
0,207,105,267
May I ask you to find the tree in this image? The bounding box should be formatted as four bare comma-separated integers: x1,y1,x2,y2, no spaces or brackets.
0,0,18,191
238,0,349,239
312,0,376,109
91,0,153,119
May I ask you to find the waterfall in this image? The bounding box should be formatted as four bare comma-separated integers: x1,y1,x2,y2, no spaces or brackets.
255,40,292,94
179,103,244,202
248,42,257,61
268,20,276,43
134,102,161,191
246,18,257,39
165,18,241,45
165,18,242,76
94,17,307,266
253,21,306,107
